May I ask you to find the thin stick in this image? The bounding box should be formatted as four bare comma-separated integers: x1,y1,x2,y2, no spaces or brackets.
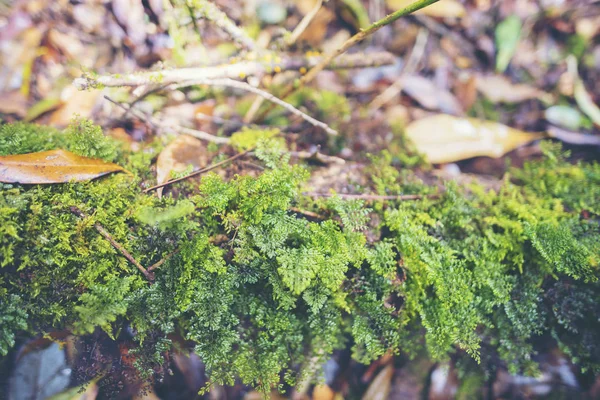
369,27,429,111
256,0,439,121
170,78,338,135
290,150,345,164
73,52,395,89
143,148,253,193
303,193,430,201
104,95,230,144
289,207,326,220
195,0,258,51
285,0,324,46
147,249,180,272
70,206,154,281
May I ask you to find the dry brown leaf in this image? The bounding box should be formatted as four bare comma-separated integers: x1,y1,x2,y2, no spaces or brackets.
454,74,477,111
476,75,552,104
0,149,125,184
362,365,394,400
155,135,209,197
0,90,28,117
387,0,465,18
403,75,463,115
47,29,85,60
405,114,546,164
313,384,336,400
49,86,99,127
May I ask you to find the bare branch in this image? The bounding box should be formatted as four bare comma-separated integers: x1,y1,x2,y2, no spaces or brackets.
171,78,337,135
192,0,258,51
104,95,230,144
256,0,440,121
285,0,325,47
73,52,395,89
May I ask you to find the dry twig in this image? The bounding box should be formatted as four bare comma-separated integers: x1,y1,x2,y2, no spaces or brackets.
285,0,325,46
73,53,395,89
70,206,154,281
104,95,230,144
143,148,254,193
369,27,429,111
256,0,440,121
303,193,431,201
170,78,337,135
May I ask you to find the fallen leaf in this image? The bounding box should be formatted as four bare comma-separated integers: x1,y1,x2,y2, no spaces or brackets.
403,75,463,115
476,75,552,104
387,0,466,18
49,86,100,127
47,28,85,60
405,114,545,164
24,97,62,122
569,56,600,127
340,0,371,30
545,105,584,131
9,342,70,400
313,384,336,400
0,149,125,184
495,15,522,73
454,74,477,111
0,90,28,117
155,135,209,197
362,365,394,400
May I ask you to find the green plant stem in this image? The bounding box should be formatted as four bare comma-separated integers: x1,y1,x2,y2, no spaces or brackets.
256,0,440,121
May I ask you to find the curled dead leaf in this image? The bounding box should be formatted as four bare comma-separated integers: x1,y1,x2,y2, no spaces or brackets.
403,75,463,115
0,149,125,184
155,135,209,197
405,114,546,164
362,365,394,400
476,75,553,104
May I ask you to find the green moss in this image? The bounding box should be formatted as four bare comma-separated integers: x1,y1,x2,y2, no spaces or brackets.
1,122,599,393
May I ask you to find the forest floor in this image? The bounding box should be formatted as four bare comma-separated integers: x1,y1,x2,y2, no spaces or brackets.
1,0,599,399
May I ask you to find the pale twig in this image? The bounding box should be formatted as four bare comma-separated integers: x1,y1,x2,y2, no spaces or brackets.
103,95,230,144
285,0,325,47
171,78,337,135
303,193,431,201
73,52,395,89
369,27,429,111
256,0,440,121
70,206,154,281
193,0,257,51
143,148,253,193
290,150,345,164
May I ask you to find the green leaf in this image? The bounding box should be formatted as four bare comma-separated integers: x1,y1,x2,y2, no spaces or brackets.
495,16,522,72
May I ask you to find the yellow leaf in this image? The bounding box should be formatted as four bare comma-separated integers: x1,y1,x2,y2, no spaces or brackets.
387,0,465,18
0,149,125,184
313,384,336,400
405,114,545,164
362,365,393,400
155,135,209,197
